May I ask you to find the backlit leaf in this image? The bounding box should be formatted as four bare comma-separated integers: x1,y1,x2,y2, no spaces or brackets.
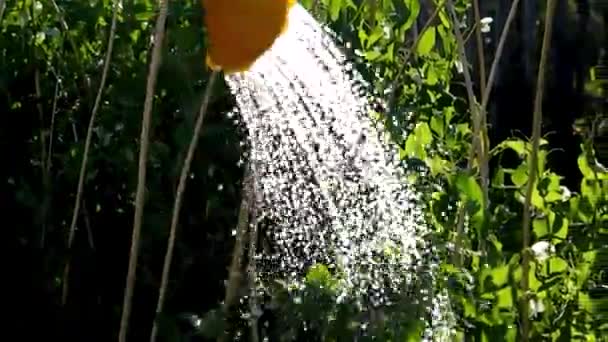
417,26,436,56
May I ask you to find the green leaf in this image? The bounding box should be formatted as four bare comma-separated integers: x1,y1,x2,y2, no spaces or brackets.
455,123,471,137
426,64,438,85
364,49,382,61
548,257,568,274
365,25,384,49
443,106,455,124
531,187,545,210
34,31,46,45
417,26,436,56
511,164,528,187
437,25,455,56
578,292,594,312
496,286,513,308
511,261,541,291
438,9,451,28
492,167,505,187
130,29,141,43
548,212,568,240
404,132,425,159
533,218,549,239
537,150,548,175
414,122,432,145
327,0,343,21
430,115,444,138
455,172,484,231
494,139,526,157
399,146,408,160
492,138,549,157
305,263,338,290
582,250,597,263
528,262,542,291
455,173,483,206
300,0,315,9
402,0,420,31
544,190,563,202
404,122,433,160
581,178,602,208
490,265,509,288
578,153,595,179
428,155,448,176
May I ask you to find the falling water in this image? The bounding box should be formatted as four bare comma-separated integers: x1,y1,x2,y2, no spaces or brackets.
225,4,453,338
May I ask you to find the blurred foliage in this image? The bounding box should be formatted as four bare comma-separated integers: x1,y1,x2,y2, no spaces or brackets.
2,0,243,340
1,0,607,341
295,0,608,340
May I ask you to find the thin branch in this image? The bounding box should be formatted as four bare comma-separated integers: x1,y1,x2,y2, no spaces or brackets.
472,0,486,96
82,201,95,250
34,70,48,186
480,0,521,112
386,0,446,114
247,198,260,342
67,110,97,252
61,0,120,306
46,79,60,172
149,71,219,342
452,201,468,266
520,0,557,340
452,0,520,266
50,0,91,102
220,167,253,342
463,22,477,45
447,0,489,252
224,195,250,313
474,0,523,230
34,69,50,248
0,0,6,23
471,0,490,188
446,2,479,146
40,78,61,249
118,0,170,339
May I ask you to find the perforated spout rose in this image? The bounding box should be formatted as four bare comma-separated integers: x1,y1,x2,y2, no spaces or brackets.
203,0,296,74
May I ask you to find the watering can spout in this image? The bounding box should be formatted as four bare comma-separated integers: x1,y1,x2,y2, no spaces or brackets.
203,0,297,74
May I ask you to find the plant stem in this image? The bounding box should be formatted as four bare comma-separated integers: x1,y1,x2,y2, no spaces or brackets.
62,0,120,307
248,207,260,342
50,0,92,103
447,0,489,253
472,0,486,97
46,80,59,176
118,0,169,340
471,1,491,219
149,71,219,342
453,0,520,267
386,0,446,115
520,0,557,339
220,166,253,342
34,69,50,249
0,0,5,22
480,0,521,112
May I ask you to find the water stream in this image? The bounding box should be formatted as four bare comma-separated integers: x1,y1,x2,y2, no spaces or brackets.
225,4,453,339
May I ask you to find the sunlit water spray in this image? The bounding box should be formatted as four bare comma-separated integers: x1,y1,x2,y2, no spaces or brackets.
225,4,453,338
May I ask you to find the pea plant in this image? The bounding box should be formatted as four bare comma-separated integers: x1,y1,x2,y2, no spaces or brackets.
283,0,608,340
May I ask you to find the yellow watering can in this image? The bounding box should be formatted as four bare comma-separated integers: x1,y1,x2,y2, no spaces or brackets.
203,0,297,74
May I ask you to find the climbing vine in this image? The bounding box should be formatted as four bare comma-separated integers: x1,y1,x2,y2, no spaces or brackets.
309,0,608,340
